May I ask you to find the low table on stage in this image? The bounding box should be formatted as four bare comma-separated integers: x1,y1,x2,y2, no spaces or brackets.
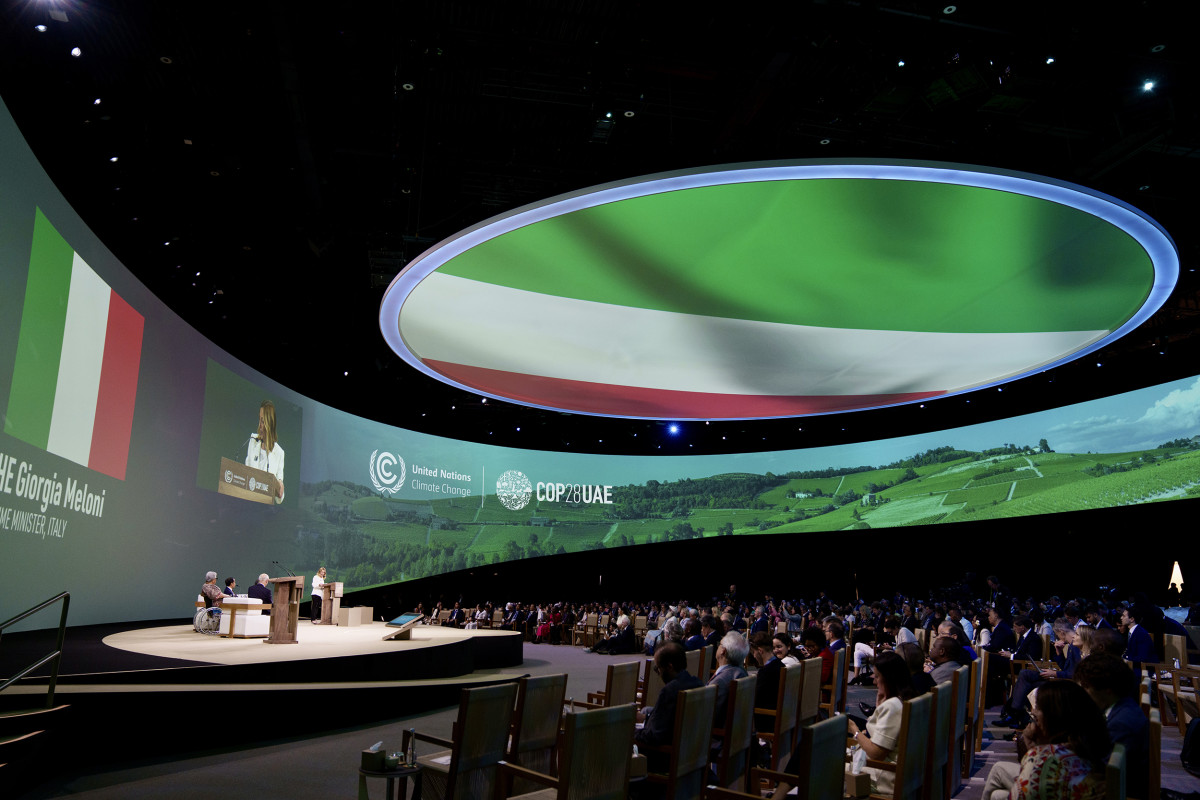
267,576,304,644
219,597,268,638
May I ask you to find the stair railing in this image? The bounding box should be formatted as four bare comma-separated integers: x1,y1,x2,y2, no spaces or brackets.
0,591,70,708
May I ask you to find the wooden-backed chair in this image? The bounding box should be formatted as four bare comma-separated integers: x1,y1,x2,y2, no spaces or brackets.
704,714,848,800
572,613,593,647
508,673,568,788
972,653,988,758
639,657,665,709
923,681,953,800
946,664,970,799
1105,743,1126,800
685,647,702,680
495,703,637,800
1159,665,1198,735
405,682,519,800
698,644,715,684
1185,625,1200,653
798,656,823,726
640,684,718,800
850,692,933,800
819,648,848,717
710,674,757,792
756,663,803,773
1146,708,1162,800
914,629,930,656
633,615,648,649
578,661,639,709
1150,634,1190,726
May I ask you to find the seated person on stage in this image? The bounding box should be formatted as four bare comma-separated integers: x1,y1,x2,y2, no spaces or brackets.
223,577,237,596
247,573,272,611
1074,654,1149,800
589,613,636,654
634,641,702,791
201,571,227,607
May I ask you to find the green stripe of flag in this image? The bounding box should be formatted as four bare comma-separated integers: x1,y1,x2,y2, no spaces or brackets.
5,208,73,448
437,179,1154,334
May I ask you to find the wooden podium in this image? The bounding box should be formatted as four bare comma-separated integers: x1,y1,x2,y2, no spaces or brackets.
266,576,304,643
217,456,278,505
319,581,344,625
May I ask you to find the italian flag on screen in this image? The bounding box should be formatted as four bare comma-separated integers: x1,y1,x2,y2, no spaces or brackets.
4,209,145,480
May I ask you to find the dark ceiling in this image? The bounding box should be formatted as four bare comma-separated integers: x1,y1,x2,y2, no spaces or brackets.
2,0,1198,455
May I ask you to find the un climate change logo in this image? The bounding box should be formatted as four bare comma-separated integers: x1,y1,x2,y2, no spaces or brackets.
370,450,406,495
496,469,532,511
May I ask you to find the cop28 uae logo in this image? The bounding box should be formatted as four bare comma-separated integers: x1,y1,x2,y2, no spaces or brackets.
369,450,406,495
496,469,532,511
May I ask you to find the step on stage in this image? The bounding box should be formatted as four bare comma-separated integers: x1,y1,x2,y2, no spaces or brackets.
0,621,525,760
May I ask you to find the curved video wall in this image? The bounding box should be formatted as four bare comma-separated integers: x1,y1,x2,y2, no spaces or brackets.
3,95,1198,629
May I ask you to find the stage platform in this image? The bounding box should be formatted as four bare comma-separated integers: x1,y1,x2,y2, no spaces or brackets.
0,620,526,763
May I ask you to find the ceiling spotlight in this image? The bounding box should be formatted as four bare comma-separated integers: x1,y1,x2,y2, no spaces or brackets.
942,5,957,13
624,110,635,118
1150,44,1165,53
1142,80,1155,92
1139,185,1150,191
70,47,82,57
109,156,118,162
35,24,47,32
897,60,905,67
668,424,679,435
605,111,613,119
1045,57,1055,65
93,98,102,105
344,371,349,376
819,138,831,145
402,83,415,91
160,56,173,64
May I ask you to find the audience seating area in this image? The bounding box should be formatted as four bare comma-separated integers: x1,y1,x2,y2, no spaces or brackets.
387,588,1199,800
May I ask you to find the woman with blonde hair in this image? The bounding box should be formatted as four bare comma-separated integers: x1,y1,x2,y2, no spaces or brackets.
246,400,285,503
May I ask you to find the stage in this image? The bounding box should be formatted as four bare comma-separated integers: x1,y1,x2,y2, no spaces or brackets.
0,620,526,763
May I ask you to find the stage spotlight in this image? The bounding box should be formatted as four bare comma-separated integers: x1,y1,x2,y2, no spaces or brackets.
109,156,118,162
668,424,679,435
1143,81,1155,92
898,60,905,67
1045,57,1055,65
35,24,47,32
819,138,831,145
70,47,81,57
93,98,101,105
605,111,613,119
942,5,957,13
624,110,635,117
402,83,415,91
1151,44,1165,53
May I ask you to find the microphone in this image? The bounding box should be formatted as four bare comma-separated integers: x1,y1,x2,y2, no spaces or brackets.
232,432,259,461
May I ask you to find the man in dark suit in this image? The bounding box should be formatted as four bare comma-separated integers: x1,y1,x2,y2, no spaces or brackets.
701,614,722,650
1121,604,1157,676
982,607,1016,652
1075,654,1149,800
635,641,702,774
247,573,272,610
1009,616,1043,661
749,606,769,635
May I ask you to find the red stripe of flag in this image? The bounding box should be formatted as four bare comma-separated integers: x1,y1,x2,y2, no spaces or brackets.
425,360,945,418
87,290,145,480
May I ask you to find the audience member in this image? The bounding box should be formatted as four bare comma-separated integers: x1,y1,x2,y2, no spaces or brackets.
1074,654,1149,799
